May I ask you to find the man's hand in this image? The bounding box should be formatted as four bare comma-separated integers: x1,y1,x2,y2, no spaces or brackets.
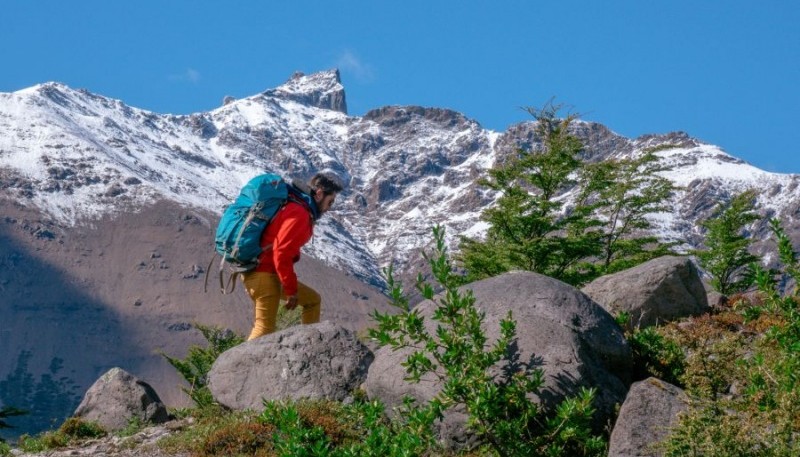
285,295,298,310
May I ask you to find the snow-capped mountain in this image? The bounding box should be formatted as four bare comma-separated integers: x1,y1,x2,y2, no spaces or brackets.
3,70,799,283
2,69,800,439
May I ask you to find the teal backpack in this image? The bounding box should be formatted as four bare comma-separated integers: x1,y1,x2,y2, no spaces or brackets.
207,173,290,293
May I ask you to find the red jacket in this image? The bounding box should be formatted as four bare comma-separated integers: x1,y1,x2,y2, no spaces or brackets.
255,200,314,296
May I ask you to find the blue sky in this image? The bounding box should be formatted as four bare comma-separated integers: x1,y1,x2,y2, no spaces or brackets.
2,1,799,172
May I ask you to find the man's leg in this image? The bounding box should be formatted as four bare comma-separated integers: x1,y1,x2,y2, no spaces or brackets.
242,272,282,340
295,281,321,325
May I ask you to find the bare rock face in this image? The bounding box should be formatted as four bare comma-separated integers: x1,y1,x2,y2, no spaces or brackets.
73,368,169,432
608,378,689,457
263,69,347,113
207,321,373,410
582,256,709,328
365,271,632,449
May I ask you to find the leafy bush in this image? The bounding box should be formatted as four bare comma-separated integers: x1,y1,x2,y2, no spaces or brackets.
624,325,686,386
202,421,275,457
158,409,268,457
371,225,606,456
661,218,800,455
58,417,106,439
15,417,105,453
162,323,244,408
256,397,437,457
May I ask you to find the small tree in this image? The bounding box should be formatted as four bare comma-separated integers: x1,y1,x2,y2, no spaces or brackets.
695,190,760,296
459,102,603,286
582,147,679,275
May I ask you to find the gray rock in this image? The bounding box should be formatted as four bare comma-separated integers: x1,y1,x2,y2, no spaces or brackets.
263,69,347,113
73,367,169,432
207,321,373,410
582,256,709,328
365,271,631,449
608,378,689,457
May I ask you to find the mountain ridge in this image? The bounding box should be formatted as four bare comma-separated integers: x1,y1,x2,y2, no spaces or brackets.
2,68,800,440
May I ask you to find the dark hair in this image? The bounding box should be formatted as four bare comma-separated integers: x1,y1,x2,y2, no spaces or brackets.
309,172,343,196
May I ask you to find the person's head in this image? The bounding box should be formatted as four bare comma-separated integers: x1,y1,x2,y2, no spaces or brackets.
309,172,343,215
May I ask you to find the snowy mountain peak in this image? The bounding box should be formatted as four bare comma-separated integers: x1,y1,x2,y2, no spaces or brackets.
3,69,800,291
262,69,347,114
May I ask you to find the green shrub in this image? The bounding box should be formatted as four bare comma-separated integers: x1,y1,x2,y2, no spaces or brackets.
371,225,606,456
162,323,244,408
58,417,106,439
661,218,800,454
626,326,686,387
15,417,106,453
256,397,437,457
202,421,275,457
159,409,266,457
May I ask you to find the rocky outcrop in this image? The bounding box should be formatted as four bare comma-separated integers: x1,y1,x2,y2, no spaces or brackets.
73,368,169,432
582,256,709,328
365,271,632,449
608,378,689,457
207,322,373,410
263,69,347,113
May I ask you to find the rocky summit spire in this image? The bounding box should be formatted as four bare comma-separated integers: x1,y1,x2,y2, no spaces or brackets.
263,69,347,114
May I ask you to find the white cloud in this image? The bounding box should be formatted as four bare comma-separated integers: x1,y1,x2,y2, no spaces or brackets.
335,50,375,83
169,68,201,84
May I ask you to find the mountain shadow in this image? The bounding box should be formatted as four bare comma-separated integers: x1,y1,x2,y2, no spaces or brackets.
0,214,149,441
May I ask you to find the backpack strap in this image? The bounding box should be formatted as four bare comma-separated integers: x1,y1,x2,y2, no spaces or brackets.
218,256,239,295
203,253,218,294
204,253,243,295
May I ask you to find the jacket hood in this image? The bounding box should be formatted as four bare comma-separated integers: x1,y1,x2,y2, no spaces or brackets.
289,181,320,221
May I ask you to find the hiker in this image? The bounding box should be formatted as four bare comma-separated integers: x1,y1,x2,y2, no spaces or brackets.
241,172,343,340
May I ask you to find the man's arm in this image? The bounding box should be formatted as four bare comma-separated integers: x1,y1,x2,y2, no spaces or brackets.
271,206,311,298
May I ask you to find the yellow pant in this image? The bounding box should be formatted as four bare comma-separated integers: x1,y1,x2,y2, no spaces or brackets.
242,272,321,340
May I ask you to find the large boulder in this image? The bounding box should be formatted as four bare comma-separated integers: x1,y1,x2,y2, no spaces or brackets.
365,271,631,448
73,367,169,432
208,321,373,410
582,256,709,328
608,378,689,457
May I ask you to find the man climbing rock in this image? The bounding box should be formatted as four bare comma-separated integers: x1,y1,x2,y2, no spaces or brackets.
242,172,343,340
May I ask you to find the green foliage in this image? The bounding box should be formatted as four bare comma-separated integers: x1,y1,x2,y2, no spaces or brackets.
162,323,244,408
695,190,761,295
158,409,269,457
459,102,603,286
372,225,606,456
583,147,679,275
661,399,800,457
661,218,800,455
260,400,334,456
459,102,677,286
15,417,105,452
57,417,106,439
117,416,146,438
277,301,303,331
625,326,686,386
748,218,800,401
